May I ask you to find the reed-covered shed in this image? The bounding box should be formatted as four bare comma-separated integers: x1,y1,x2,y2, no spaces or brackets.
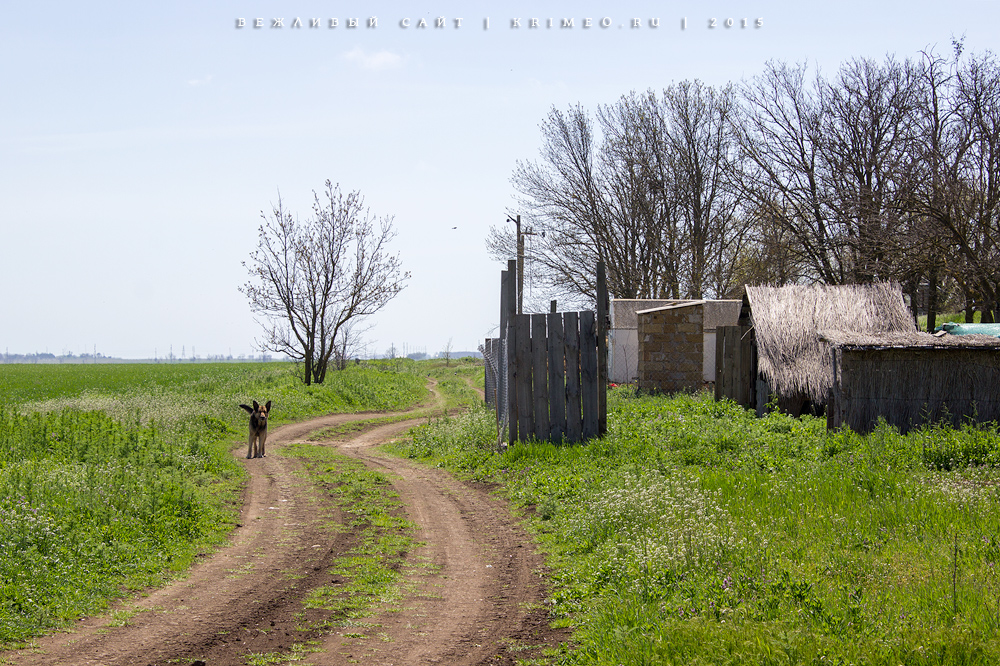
737,283,916,415
822,330,1000,433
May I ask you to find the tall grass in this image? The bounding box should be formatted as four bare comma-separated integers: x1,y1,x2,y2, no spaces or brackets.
8,361,428,427
395,389,1000,665
0,407,240,644
0,361,427,646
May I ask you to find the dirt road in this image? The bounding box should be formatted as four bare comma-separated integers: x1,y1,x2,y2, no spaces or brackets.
3,399,567,665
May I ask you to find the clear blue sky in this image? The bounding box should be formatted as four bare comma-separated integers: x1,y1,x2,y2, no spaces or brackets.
2,1,996,359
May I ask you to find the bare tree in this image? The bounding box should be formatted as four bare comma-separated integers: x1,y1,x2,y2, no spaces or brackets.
821,56,923,284
898,46,966,329
738,56,930,290
490,83,746,304
596,91,684,299
489,96,691,306
729,205,814,287
947,49,1000,321
242,181,409,385
662,80,747,298
496,46,1000,322
442,337,454,367
736,60,841,283
332,319,372,370
489,104,613,306
904,44,1000,325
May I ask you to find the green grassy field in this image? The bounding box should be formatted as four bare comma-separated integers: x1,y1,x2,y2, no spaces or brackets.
12,357,995,665
0,361,428,646
394,388,1000,666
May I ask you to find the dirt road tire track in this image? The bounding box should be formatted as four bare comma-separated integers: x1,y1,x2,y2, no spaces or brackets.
319,421,558,666
3,402,567,666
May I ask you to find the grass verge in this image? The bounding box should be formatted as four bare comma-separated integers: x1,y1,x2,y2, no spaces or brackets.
0,361,427,647
307,359,485,443
285,443,416,627
391,387,1000,666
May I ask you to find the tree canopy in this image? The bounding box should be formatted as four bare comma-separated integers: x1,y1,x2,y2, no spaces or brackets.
491,42,1000,327
242,181,408,384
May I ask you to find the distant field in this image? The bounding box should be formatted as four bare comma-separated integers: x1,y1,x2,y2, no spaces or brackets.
0,360,429,646
0,361,429,420
0,362,225,403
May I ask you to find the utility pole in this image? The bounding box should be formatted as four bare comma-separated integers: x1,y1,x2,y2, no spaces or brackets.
507,214,542,315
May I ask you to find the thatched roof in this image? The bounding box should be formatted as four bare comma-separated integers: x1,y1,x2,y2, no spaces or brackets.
819,330,1000,349
745,283,915,403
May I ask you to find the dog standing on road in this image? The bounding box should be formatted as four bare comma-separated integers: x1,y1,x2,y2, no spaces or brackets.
239,400,271,459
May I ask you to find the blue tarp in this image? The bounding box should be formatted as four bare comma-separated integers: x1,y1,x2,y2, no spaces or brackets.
934,322,1000,338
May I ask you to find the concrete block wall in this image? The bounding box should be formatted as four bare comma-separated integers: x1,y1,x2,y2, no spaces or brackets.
637,304,704,392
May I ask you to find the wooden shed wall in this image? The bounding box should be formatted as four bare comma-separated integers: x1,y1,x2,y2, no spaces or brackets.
829,347,1000,433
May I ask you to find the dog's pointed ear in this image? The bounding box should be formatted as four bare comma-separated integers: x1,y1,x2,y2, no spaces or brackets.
240,404,253,414
265,400,272,412
252,400,260,410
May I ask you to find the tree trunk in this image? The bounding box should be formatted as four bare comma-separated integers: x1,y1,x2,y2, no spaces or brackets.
313,355,329,385
985,299,998,324
926,267,939,333
964,286,976,323
906,279,920,329
303,355,313,386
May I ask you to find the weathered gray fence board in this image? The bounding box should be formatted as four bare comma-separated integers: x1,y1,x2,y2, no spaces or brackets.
514,314,533,441
719,327,730,399
491,267,508,413
714,329,724,402
531,313,549,441
733,325,744,406
720,326,738,402
581,310,599,440
505,261,518,443
596,262,608,435
547,311,566,442
564,311,582,443
716,325,756,409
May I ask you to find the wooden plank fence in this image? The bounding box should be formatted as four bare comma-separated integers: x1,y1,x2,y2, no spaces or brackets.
511,310,600,442
714,325,759,412
483,260,607,444
564,311,582,443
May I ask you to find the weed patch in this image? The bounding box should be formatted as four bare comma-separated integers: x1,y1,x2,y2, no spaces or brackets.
286,444,416,627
